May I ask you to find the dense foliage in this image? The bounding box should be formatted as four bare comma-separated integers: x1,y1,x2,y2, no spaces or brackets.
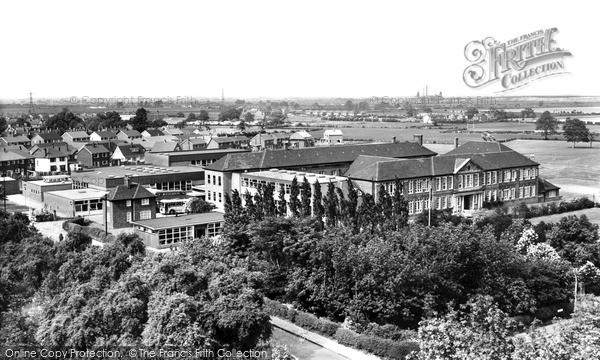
0,211,272,351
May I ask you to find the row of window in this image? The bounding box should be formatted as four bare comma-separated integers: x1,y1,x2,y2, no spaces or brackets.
207,174,222,186
408,195,453,215
191,159,215,166
126,198,151,207
74,199,103,212
153,181,193,191
126,210,152,222
207,191,222,203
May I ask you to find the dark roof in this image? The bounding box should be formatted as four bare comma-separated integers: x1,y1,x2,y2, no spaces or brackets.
445,141,514,155
31,147,70,158
130,211,224,230
79,144,110,154
33,132,62,141
205,142,437,172
346,150,539,181
143,129,164,137
63,131,89,139
93,131,118,138
107,183,156,201
0,149,34,161
210,136,250,144
115,144,145,158
538,178,561,192
271,132,291,139
118,130,142,137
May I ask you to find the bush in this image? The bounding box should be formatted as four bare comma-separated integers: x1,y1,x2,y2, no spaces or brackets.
35,213,55,222
334,328,419,359
363,323,417,341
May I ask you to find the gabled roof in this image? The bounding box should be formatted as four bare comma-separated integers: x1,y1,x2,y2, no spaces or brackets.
0,148,34,161
31,146,70,158
324,129,344,136
107,183,156,201
150,141,181,153
205,142,437,172
92,130,118,138
271,132,290,139
290,130,313,140
63,131,89,139
143,129,164,137
345,150,539,181
33,132,62,141
78,144,110,154
445,141,514,155
118,129,142,137
538,178,560,192
1,135,30,143
115,144,145,158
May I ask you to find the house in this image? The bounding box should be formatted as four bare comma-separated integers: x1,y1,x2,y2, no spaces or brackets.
180,137,207,151
204,142,436,210
344,141,558,218
290,131,314,148
76,143,111,168
30,142,78,163
31,147,70,176
250,133,276,151
89,130,118,142
150,140,182,153
323,129,344,144
30,132,63,146
132,212,224,249
0,134,30,147
116,129,143,143
62,131,90,145
161,127,185,137
141,129,164,139
106,176,157,229
206,136,250,150
111,144,146,165
0,148,35,179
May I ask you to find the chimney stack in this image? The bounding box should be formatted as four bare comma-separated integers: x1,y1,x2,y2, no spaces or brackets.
454,137,459,149
124,175,132,188
413,134,423,146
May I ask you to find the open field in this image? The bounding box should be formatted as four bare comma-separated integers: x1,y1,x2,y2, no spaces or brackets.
504,140,600,200
529,208,600,227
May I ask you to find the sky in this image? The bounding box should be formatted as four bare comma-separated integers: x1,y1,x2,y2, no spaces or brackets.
1,0,598,100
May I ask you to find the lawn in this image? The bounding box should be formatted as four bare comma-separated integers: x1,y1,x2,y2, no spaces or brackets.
505,139,600,200
529,208,600,227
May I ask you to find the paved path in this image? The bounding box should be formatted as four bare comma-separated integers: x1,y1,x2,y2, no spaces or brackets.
270,316,381,360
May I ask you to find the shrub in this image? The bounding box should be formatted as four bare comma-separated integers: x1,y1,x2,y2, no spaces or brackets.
334,328,419,359
35,213,55,222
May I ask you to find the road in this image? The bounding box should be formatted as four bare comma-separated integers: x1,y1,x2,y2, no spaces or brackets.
271,328,349,360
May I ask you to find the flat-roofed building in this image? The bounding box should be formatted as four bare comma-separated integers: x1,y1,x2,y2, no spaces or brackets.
144,148,249,167
70,164,204,192
132,212,224,249
43,188,107,218
23,175,73,203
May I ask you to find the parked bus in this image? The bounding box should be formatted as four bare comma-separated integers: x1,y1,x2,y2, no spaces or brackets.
158,198,190,215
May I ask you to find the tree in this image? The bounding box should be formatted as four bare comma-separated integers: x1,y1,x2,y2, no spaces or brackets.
278,184,287,217
323,182,338,227
130,108,150,132
466,107,479,119
198,110,210,122
187,113,196,121
289,177,300,217
563,118,590,148
344,100,354,111
0,117,8,133
300,177,312,217
218,107,242,122
547,215,600,266
408,296,515,360
185,198,216,214
176,111,185,118
535,111,558,140
44,107,83,132
521,107,535,118
243,112,255,123
313,180,324,221
237,120,246,132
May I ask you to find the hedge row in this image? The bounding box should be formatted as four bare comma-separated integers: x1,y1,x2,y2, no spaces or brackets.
335,328,419,359
62,218,116,243
263,298,419,359
511,301,574,327
518,197,597,219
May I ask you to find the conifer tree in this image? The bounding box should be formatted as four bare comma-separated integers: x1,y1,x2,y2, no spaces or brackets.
300,177,312,217
324,182,339,227
289,176,300,217
278,183,287,217
392,178,409,230
313,180,324,221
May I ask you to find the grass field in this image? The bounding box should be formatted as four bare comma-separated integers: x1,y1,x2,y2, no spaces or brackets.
529,208,600,227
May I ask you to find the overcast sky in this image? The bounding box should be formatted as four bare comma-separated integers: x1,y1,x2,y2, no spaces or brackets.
1,0,598,99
